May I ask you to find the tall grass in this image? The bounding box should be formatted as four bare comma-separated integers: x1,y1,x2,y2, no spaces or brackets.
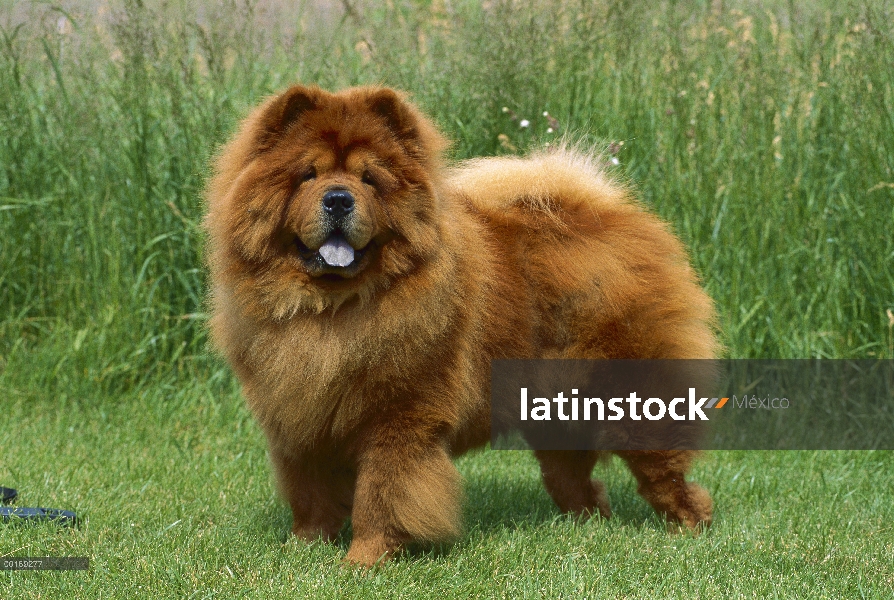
0,0,892,399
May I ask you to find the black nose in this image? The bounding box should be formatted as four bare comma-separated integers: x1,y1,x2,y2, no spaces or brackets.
322,190,355,218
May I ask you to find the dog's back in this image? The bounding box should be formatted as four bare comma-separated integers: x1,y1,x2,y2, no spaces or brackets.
449,147,719,361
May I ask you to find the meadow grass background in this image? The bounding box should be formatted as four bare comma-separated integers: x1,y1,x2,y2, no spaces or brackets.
0,0,892,597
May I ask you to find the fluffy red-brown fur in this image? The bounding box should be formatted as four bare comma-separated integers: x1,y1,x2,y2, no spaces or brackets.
204,85,719,566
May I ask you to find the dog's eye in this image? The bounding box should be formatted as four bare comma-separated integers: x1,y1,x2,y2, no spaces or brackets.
361,171,376,186
300,167,316,183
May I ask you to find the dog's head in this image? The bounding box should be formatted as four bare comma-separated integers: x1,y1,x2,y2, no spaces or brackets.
206,85,449,315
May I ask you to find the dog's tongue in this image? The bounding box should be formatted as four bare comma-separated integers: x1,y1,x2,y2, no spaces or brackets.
318,234,355,267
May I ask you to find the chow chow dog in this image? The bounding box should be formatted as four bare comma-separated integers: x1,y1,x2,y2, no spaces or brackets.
204,85,718,566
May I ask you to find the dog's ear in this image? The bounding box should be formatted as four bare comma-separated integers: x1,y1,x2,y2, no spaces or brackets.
256,85,319,150
366,88,423,144
364,88,448,161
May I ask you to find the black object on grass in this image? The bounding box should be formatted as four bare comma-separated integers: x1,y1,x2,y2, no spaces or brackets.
0,507,78,527
0,487,17,504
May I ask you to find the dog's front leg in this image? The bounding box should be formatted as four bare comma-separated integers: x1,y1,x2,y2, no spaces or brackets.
269,446,354,543
345,420,463,567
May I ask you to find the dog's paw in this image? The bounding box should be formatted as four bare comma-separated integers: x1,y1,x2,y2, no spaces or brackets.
343,536,400,568
583,478,612,521
665,482,713,533
292,521,342,544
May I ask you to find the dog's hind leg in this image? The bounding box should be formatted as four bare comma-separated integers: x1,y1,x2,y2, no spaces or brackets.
616,449,712,531
534,450,612,520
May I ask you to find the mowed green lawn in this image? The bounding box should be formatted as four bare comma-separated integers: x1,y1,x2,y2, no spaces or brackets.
1,0,892,597
2,386,892,598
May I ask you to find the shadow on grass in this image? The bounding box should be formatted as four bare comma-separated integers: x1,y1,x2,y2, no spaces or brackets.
461,464,656,534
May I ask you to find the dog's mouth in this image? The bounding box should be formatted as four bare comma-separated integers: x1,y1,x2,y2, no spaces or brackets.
295,232,372,279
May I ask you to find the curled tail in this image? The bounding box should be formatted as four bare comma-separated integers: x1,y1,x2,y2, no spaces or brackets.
447,146,633,232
